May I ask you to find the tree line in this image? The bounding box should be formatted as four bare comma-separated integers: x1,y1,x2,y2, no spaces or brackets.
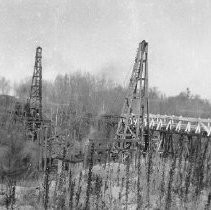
11,72,211,119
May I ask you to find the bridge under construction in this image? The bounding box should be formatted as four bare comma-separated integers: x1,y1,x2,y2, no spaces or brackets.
2,40,211,209
7,40,211,159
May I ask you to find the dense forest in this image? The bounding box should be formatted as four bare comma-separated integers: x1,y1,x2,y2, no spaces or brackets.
10,72,211,119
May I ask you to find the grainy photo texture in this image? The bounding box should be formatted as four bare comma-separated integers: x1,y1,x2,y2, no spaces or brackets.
0,1,211,209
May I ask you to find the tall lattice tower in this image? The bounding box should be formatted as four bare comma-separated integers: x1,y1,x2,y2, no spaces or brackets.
29,46,42,123
115,40,149,150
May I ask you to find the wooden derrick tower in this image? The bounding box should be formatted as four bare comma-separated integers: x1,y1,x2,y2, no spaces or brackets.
27,47,42,137
115,40,149,152
30,46,42,120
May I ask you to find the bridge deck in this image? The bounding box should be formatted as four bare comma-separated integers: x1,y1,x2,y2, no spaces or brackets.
148,114,211,136
121,113,211,136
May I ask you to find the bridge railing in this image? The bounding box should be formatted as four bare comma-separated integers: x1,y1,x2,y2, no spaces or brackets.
121,113,211,136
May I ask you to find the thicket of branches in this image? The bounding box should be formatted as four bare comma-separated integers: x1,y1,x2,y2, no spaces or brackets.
1,74,211,209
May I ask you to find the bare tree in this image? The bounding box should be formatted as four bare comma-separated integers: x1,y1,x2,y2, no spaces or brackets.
0,76,10,95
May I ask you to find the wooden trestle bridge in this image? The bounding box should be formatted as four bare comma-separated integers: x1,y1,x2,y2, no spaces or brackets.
6,40,211,164
86,40,211,162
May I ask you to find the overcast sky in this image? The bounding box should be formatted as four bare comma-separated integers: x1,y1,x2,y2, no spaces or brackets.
1,0,211,98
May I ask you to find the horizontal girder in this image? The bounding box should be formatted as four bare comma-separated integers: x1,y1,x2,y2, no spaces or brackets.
124,113,211,136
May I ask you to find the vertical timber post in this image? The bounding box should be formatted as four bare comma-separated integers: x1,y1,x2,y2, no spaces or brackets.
44,127,48,172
